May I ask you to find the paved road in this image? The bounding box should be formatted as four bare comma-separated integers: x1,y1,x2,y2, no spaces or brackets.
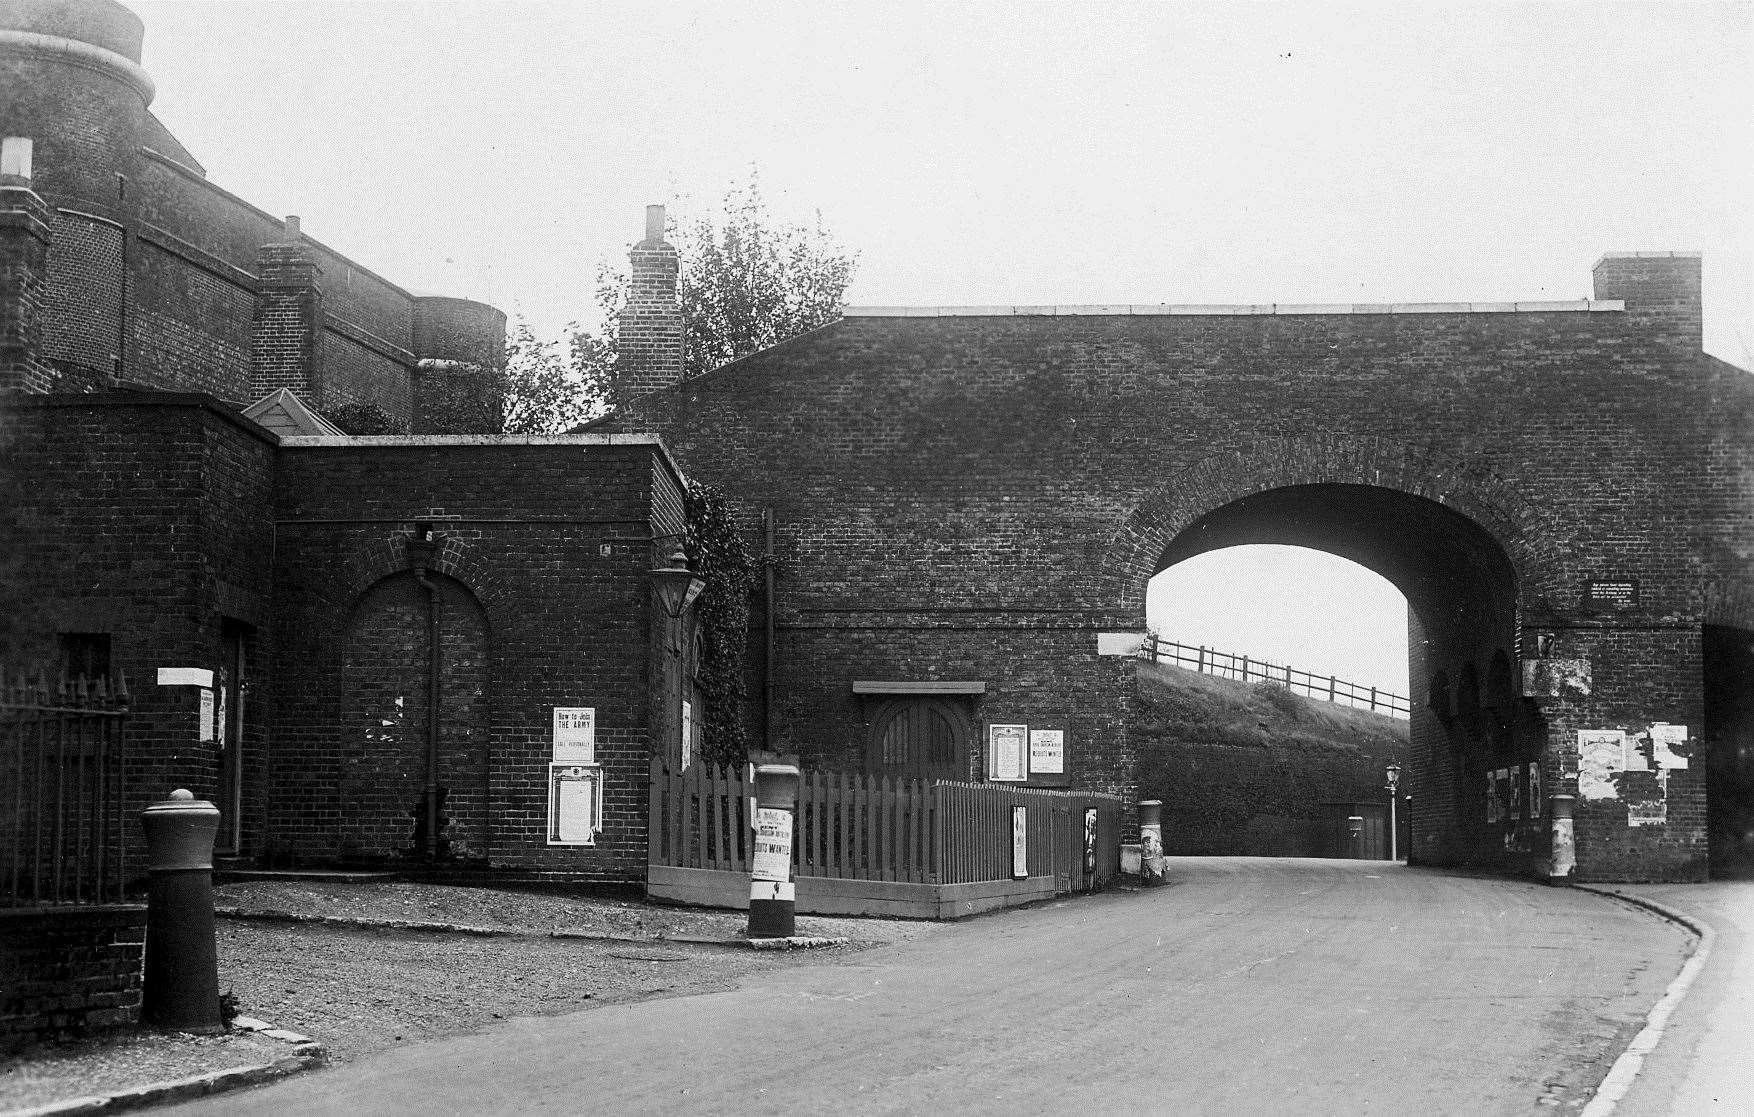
1610,881,1754,1115
176,858,1687,1116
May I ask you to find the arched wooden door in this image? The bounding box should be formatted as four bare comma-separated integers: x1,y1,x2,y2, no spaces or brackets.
865,698,973,782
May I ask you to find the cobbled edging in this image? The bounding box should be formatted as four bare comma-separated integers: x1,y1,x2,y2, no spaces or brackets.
4,1017,324,1117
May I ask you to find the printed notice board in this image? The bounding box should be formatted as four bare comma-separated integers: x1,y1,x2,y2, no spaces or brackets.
988,724,1028,782
546,763,603,846
1012,806,1029,879
1028,729,1065,775
552,707,596,764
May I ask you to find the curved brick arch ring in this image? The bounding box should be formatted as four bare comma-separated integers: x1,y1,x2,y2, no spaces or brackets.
1105,432,1570,610
329,525,506,621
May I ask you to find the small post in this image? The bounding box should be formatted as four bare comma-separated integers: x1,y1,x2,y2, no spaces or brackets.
138,790,223,1032
1196,646,1206,673
1241,656,1249,683
748,763,801,938
1138,799,1167,885
1548,794,1576,883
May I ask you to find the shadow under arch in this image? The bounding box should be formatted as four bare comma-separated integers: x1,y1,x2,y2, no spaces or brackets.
1105,433,1567,616
1138,476,1548,869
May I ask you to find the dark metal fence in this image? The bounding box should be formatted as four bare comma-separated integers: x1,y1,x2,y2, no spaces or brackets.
1140,635,1410,719
1,668,130,906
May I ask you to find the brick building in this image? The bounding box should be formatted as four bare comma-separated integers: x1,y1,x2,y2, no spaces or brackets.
611,243,1754,884
1,0,702,883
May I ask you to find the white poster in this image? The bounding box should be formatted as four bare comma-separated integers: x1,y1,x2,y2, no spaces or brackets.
198,688,215,743
989,724,1028,782
1528,763,1543,816
1012,806,1029,879
751,808,793,882
1029,729,1065,775
1651,723,1690,770
681,700,694,770
552,707,596,764
546,763,603,846
1577,729,1628,800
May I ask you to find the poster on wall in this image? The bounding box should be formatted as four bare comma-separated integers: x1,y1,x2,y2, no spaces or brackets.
546,763,603,846
1012,805,1029,879
681,700,694,771
988,724,1028,782
552,707,596,764
1528,763,1543,816
751,808,793,882
198,689,215,742
1028,729,1065,775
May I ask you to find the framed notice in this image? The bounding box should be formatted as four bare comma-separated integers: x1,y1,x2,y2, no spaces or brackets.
546,763,604,846
552,707,596,764
1012,806,1029,879
988,724,1028,782
1029,729,1065,774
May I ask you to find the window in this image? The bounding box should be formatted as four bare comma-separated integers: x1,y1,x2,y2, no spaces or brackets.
58,633,111,682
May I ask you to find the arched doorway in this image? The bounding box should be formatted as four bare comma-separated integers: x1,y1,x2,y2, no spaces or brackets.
338,570,490,861
864,697,974,782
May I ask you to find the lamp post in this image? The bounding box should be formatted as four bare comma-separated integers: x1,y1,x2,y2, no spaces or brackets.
1384,763,1402,862
649,543,707,619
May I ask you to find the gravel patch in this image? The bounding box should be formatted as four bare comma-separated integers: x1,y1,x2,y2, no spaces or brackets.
1,879,937,1113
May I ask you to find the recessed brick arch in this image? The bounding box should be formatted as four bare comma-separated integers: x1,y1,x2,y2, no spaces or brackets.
329,524,506,620
1106,432,1568,610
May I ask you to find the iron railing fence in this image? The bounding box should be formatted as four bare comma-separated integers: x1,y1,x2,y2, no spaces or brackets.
1,667,130,906
1140,635,1410,719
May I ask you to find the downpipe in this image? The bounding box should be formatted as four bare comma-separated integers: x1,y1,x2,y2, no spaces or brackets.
412,561,442,861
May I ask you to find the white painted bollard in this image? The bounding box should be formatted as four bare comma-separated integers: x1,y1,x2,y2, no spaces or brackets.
1548,794,1576,882
748,764,800,938
1138,799,1167,885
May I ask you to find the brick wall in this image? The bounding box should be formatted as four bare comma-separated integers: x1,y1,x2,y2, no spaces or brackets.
1,395,276,860
625,265,1751,882
0,906,147,1051
130,235,253,400
268,437,682,880
40,210,123,382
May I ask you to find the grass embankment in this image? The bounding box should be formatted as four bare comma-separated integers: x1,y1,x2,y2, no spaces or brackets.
1135,659,1408,856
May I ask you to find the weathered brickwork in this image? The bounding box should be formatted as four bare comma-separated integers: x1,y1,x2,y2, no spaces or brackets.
2,394,277,862
0,0,497,431
267,437,687,879
624,259,1754,883
40,210,123,380
0,906,147,1051
617,206,682,405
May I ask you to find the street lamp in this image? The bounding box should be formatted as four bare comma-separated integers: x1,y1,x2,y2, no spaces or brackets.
649,543,707,618
1384,763,1402,862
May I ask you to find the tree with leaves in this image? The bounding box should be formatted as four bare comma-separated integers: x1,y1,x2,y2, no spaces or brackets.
485,173,857,432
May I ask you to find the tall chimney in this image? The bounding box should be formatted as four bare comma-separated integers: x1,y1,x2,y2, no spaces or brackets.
616,204,683,407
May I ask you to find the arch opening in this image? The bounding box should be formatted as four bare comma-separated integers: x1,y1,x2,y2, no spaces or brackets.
1133,483,1544,869
1705,623,1754,878
339,570,490,862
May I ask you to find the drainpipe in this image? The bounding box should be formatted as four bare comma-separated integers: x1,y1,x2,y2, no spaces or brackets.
406,528,443,860
763,507,776,751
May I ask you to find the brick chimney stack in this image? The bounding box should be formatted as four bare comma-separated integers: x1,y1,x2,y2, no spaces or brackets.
617,204,683,406
0,138,57,393
1592,252,1703,351
249,214,325,404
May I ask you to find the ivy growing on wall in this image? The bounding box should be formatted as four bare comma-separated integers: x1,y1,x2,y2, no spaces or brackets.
683,482,759,768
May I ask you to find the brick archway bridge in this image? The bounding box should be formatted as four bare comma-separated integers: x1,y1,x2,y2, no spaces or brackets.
616,246,1753,883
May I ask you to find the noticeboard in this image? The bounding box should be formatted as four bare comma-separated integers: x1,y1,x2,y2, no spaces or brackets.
1012,806,1029,879
546,763,604,846
988,724,1028,782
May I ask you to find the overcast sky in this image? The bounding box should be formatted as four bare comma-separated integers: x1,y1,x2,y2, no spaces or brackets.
132,0,1750,694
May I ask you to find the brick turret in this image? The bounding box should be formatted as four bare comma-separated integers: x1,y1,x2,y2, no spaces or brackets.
0,139,56,393
616,204,683,405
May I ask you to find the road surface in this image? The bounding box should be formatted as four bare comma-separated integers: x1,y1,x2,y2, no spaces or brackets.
175,858,1688,1115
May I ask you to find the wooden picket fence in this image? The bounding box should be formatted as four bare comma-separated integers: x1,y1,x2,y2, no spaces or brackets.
647,759,1121,893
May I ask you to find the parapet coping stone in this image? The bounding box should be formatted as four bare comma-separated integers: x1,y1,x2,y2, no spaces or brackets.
844,300,1625,318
